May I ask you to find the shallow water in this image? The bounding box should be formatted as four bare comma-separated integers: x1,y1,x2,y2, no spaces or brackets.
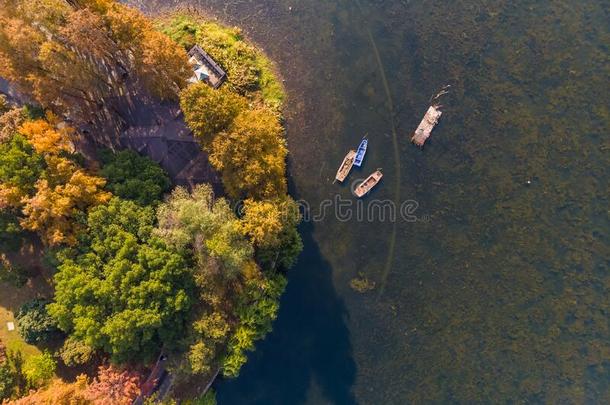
130,0,610,403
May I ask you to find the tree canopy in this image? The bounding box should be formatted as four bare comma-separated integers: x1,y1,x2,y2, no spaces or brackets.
0,119,111,246
0,6,302,401
16,299,62,344
10,365,142,405
0,0,190,132
99,149,170,206
155,184,253,277
48,198,194,363
22,352,56,389
209,108,287,200
240,197,303,270
180,82,247,145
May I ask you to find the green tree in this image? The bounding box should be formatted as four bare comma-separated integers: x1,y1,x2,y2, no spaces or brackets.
22,351,56,389
222,273,286,377
99,149,170,206
0,134,46,206
16,299,62,344
180,82,247,145
257,224,303,270
209,108,287,199
48,198,194,363
155,184,253,277
59,336,95,367
0,361,15,401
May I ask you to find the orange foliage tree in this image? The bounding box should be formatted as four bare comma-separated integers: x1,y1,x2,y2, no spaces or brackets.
84,365,142,405
10,375,91,405
0,118,110,246
10,365,143,405
0,0,189,130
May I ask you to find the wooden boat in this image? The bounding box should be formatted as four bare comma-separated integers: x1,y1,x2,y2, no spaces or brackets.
354,169,383,197
411,105,442,147
353,137,368,167
335,150,356,183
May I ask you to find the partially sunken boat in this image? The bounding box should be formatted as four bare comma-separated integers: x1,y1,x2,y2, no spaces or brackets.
335,150,356,183
411,105,442,147
354,169,383,197
354,137,368,167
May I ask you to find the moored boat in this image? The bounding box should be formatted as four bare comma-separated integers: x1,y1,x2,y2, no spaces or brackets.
354,169,383,197
353,137,368,167
335,150,356,182
411,105,442,147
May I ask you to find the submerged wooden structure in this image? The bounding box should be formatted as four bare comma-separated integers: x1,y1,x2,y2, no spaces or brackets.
354,169,383,197
411,105,442,147
335,150,356,182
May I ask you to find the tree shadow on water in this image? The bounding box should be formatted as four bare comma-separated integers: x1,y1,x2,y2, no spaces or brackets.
216,220,357,405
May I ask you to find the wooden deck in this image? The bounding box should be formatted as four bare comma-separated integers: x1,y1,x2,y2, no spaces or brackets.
411,105,442,147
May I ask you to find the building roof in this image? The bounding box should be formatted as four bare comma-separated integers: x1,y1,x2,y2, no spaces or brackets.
188,45,227,88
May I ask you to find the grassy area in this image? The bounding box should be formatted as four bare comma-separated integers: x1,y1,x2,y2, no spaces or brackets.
0,256,53,360
156,13,286,111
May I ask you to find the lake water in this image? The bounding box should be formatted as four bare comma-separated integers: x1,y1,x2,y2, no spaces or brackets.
131,0,610,403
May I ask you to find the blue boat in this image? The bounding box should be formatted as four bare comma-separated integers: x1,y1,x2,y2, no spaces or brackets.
353,137,368,167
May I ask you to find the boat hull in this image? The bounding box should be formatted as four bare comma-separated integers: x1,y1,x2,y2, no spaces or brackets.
335,150,356,182
354,139,368,167
354,170,383,197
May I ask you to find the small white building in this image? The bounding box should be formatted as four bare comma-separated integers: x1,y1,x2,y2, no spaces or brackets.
187,45,227,89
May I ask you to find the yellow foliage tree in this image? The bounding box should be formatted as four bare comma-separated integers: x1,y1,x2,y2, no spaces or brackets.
20,170,111,246
210,108,288,199
138,29,190,101
18,119,74,155
0,119,111,246
0,0,190,127
240,199,285,248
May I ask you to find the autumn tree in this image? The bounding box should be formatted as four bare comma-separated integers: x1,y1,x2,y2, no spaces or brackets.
180,82,247,145
209,108,287,199
0,119,111,246
48,198,194,363
0,95,8,114
18,117,75,155
20,169,111,246
138,29,190,100
240,197,303,270
10,375,91,405
84,365,142,405
0,106,26,142
240,197,299,248
0,0,190,135
7,364,140,405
